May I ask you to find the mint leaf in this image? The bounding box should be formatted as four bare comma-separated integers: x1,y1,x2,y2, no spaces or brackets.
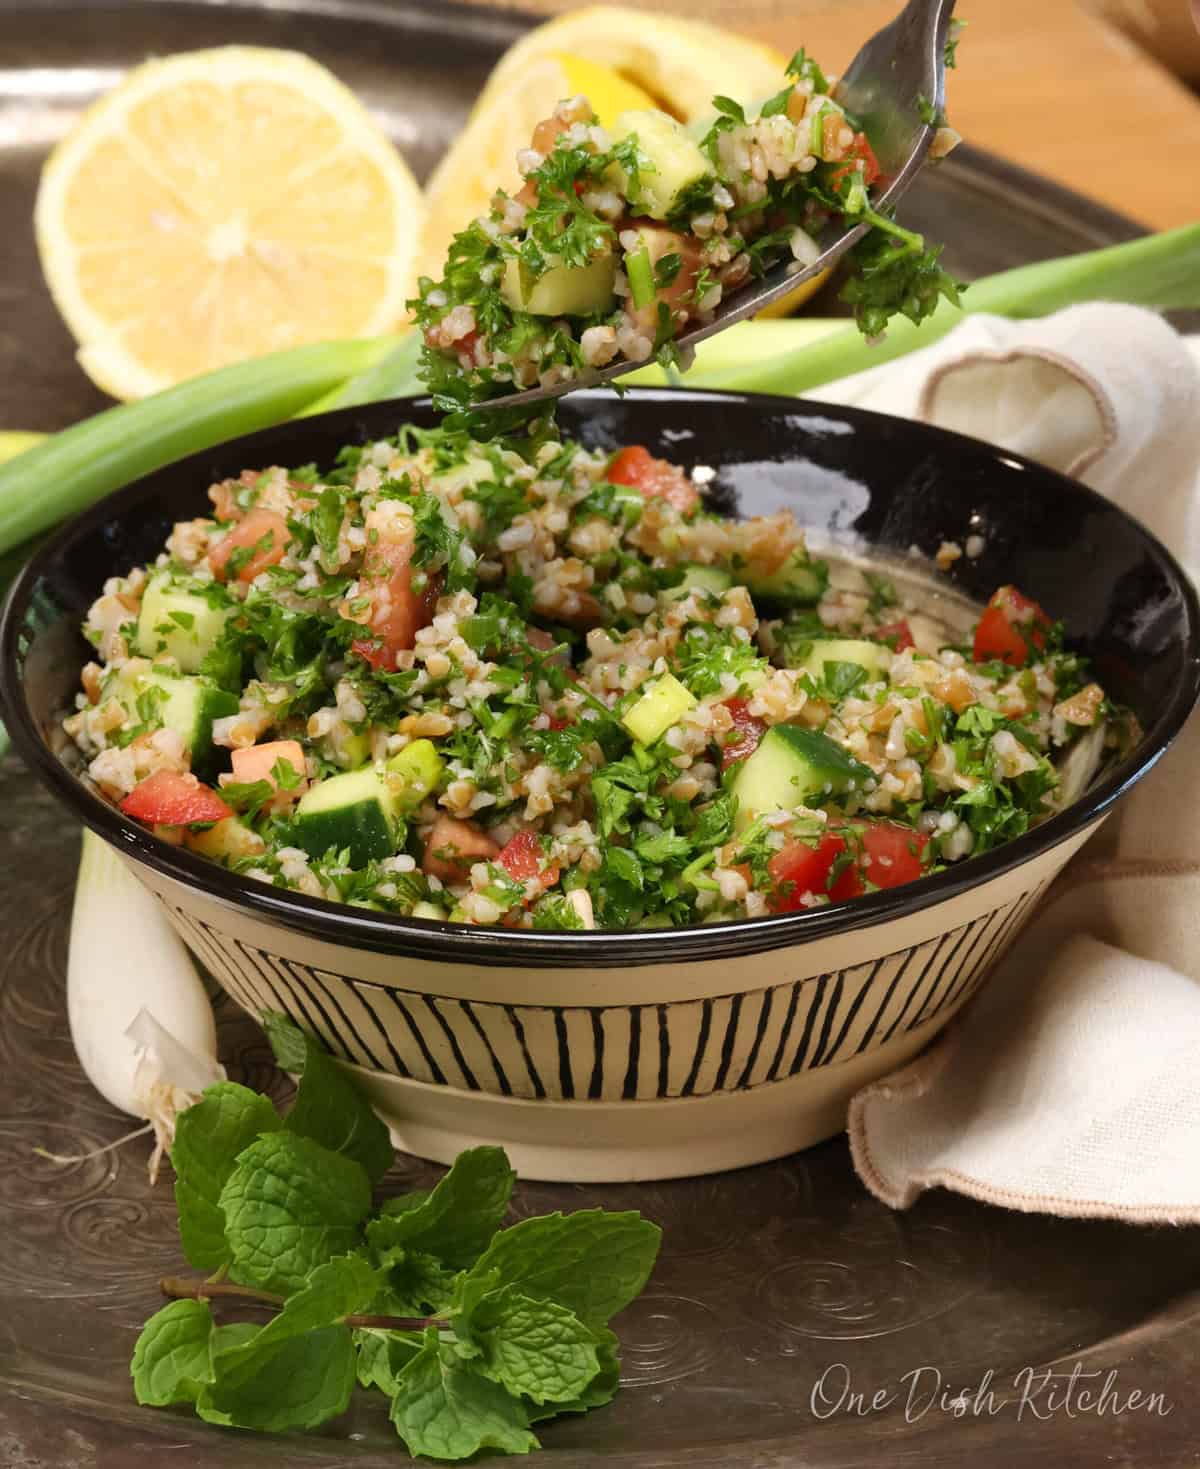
213,1254,379,1386
263,1014,394,1184
462,1286,600,1406
369,1146,516,1268
219,1132,372,1292
375,1249,459,1316
198,1324,356,1432
356,1328,424,1393
389,1331,539,1461
171,1082,281,1271
526,1326,621,1421
465,1210,662,1328
130,1299,214,1407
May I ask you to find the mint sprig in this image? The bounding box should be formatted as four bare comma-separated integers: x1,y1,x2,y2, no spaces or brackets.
132,1015,662,1459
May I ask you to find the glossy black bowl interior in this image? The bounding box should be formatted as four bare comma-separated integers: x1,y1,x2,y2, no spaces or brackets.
3,388,1199,966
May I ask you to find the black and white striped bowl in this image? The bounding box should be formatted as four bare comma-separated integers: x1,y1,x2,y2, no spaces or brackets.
5,391,1198,1181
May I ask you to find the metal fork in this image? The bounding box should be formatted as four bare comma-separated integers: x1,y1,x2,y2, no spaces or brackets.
476,0,957,410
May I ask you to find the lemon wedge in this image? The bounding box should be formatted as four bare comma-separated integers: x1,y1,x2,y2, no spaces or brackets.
35,47,424,401
418,51,657,283
486,7,786,123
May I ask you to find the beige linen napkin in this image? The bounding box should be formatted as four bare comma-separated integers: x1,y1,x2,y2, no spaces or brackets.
809,304,1200,1222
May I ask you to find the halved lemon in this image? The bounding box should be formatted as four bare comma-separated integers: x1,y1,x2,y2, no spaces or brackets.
36,47,424,400
485,7,787,124
418,52,657,283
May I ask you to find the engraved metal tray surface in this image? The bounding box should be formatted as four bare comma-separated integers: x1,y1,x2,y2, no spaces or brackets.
3,2,1200,1464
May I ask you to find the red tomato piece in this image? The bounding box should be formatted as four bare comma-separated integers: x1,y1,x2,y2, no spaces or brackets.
496,829,560,894
972,585,1052,668
768,832,858,912
422,814,500,883
229,739,308,796
850,820,930,890
120,770,232,827
831,131,882,188
874,619,915,652
352,523,440,671
767,819,929,911
719,697,767,770
607,445,700,516
208,507,290,584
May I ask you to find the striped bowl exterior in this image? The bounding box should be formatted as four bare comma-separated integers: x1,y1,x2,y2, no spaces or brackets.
162,875,1050,1105
114,820,1100,1175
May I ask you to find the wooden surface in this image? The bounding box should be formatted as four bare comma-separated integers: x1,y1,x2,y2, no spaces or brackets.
463,0,1200,231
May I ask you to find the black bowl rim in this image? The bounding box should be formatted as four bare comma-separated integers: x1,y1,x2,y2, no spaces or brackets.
4,387,1199,969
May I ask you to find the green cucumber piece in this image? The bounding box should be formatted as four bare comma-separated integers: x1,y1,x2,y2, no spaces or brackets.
609,109,712,219
135,574,234,673
385,738,445,812
294,765,401,867
662,564,734,601
800,638,890,683
622,672,697,745
500,251,616,317
731,725,874,825
744,550,828,606
411,900,447,921
318,725,370,771
104,663,237,773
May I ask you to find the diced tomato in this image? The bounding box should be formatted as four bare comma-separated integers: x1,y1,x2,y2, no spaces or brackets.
547,716,570,731
607,445,700,517
831,131,882,189
229,739,308,796
496,828,560,894
767,818,930,911
208,507,291,584
120,770,232,827
719,697,767,770
422,814,500,882
351,522,440,671
849,820,929,890
972,585,1052,668
769,832,856,912
625,223,703,322
874,619,915,652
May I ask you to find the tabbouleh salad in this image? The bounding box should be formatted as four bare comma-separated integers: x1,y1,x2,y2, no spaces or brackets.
64,420,1134,931
414,49,961,407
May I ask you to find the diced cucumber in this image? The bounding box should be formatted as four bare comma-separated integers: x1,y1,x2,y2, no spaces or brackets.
429,456,495,497
185,816,265,863
622,672,697,745
731,725,874,825
609,109,712,219
385,738,444,813
104,662,237,773
744,550,828,606
135,574,234,673
411,900,447,921
294,765,401,867
662,564,734,601
500,251,616,317
318,725,371,771
800,638,890,684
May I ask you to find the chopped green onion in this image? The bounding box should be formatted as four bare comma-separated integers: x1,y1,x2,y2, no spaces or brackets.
626,247,656,310
0,337,393,558
298,331,420,416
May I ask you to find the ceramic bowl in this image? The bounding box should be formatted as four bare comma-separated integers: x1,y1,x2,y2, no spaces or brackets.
4,390,1198,1182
